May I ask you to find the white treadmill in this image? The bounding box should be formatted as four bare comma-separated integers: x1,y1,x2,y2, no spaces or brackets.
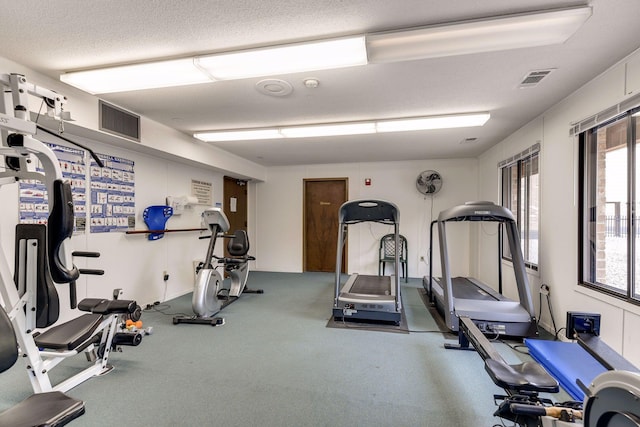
333,200,402,325
423,201,537,337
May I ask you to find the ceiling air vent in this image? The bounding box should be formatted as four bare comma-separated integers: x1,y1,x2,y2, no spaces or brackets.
99,100,140,142
519,69,556,88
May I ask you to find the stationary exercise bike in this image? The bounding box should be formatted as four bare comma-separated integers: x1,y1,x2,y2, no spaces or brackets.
173,207,262,325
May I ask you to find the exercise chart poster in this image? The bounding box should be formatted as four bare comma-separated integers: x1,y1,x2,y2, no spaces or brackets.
18,142,87,231
89,153,135,233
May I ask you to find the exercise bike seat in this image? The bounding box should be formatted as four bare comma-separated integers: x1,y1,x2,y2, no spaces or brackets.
217,230,255,265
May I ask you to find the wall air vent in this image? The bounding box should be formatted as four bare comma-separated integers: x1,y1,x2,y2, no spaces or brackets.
99,100,140,142
519,69,556,88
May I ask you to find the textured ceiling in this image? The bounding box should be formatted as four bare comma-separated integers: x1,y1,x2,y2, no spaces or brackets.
1,0,639,166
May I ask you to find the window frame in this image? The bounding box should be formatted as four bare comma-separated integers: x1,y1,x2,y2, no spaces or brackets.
499,146,540,271
578,108,640,304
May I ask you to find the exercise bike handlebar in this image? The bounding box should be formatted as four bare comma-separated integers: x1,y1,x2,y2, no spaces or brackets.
198,233,237,240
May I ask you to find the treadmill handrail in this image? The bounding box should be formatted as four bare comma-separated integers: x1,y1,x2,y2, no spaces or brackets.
433,201,536,332
437,201,515,223
334,199,401,312
338,199,399,224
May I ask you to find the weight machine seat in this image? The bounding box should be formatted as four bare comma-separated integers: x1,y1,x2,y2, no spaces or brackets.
34,313,103,351
35,298,137,351
0,392,85,427
458,316,559,394
0,304,84,426
485,359,560,393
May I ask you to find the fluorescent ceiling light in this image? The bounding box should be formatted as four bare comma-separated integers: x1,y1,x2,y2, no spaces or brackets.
194,129,282,142
60,6,591,93
376,113,490,133
60,59,213,94
366,6,592,63
194,112,490,142
280,122,376,138
195,36,367,80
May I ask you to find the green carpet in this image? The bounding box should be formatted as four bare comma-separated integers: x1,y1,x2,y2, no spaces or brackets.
1,271,562,426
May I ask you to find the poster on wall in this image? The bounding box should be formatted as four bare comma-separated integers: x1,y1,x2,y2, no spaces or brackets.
191,179,212,205
18,142,87,231
89,153,136,233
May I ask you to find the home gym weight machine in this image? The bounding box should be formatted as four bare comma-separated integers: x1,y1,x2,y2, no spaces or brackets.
0,73,140,394
173,207,262,325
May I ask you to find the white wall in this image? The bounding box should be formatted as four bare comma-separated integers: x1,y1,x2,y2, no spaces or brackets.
6,45,640,367
477,49,640,366
0,131,226,324
0,56,264,324
253,159,478,277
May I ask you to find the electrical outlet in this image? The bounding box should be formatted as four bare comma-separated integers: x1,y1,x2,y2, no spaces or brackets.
566,311,601,337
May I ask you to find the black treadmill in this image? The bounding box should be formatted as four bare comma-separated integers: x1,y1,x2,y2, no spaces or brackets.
423,201,537,337
333,200,402,324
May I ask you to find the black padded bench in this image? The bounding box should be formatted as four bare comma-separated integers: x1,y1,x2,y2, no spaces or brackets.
456,316,559,394
0,305,84,426
34,299,137,351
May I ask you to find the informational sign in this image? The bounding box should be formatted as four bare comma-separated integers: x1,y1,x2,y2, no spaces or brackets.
191,179,212,205
89,153,136,233
19,143,87,231
17,143,137,234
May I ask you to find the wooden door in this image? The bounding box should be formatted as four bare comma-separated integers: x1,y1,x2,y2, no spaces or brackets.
223,176,248,256
304,178,348,272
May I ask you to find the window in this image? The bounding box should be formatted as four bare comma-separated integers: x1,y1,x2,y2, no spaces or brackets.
579,108,640,301
499,145,540,270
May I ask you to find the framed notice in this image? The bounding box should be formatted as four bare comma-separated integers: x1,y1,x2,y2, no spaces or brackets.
191,179,212,205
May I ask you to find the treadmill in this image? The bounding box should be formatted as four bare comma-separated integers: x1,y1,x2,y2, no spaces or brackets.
423,201,537,337
333,200,402,325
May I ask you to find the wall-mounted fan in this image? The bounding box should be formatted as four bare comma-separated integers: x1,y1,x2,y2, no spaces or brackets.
416,170,442,195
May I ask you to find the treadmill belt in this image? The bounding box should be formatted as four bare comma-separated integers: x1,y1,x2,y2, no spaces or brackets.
451,277,499,301
350,275,390,295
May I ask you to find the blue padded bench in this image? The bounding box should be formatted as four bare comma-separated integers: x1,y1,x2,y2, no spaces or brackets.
525,339,608,401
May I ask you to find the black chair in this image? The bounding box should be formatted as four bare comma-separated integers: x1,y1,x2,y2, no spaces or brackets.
0,305,85,427
378,234,408,282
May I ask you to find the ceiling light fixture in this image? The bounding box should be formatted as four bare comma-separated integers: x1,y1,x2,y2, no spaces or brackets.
194,36,367,80
280,122,376,138
376,113,490,133
59,6,590,94
193,112,490,142
60,58,213,94
60,36,366,94
194,129,283,142
366,6,592,63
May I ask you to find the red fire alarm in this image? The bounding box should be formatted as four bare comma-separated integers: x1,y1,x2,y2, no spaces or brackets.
365,178,372,186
